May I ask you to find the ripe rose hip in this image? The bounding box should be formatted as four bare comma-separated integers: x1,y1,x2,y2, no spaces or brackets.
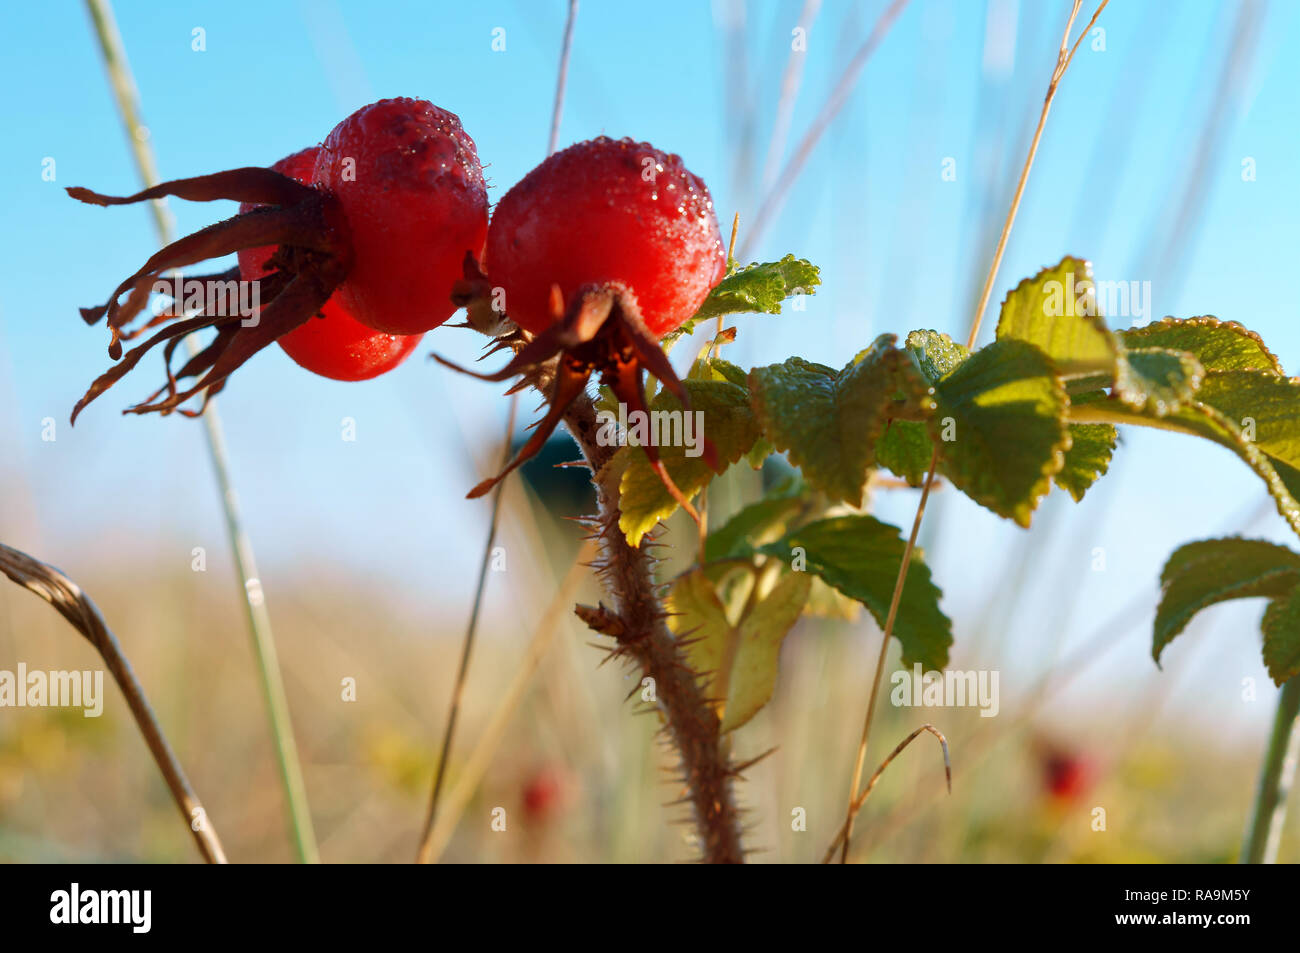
314,98,489,335
486,136,726,338
238,147,422,382
439,137,726,502
67,98,486,420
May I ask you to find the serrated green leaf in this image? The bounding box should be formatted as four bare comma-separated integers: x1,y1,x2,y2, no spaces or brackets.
876,419,933,485
618,379,761,546
930,338,1070,527
693,255,821,323
595,384,619,417
1193,370,1300,499
704,477,809,563
1071,374,1300,536
905,329,970,383
745,436,774,469
1114,347,1205,416
760,515,952,670
664,255,822,348
749,335,931,507
666,568,732,696
1154,537,1300,667
996,257,1120,378
1122,317,1282,373
1261,587,1300,686
1054,423,1117,502
667,568,811,733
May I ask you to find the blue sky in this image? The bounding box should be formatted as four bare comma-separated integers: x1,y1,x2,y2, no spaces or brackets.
1,0,1297,730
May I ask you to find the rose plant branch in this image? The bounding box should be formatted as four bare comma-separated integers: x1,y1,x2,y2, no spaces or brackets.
1242,676,1300,863
561,384,745,863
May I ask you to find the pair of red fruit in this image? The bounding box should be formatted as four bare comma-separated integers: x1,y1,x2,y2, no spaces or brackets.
70,98,726,495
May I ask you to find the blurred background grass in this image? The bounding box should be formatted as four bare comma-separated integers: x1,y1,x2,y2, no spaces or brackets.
2,0,1299,862
1,458,1294,862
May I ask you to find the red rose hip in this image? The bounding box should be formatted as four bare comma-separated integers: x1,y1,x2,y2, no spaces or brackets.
486,136,726,338
438,137,726,506
238,148,422,382
315,98,489,335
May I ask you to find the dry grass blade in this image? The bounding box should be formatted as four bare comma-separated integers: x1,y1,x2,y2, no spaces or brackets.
419,541,594,864
0,542,227,864
838,445,939,861
759,0,823,192
822,724,949,864
835,0,1110,864
739,0,910,260
83,0,318,863
964,0,1109,350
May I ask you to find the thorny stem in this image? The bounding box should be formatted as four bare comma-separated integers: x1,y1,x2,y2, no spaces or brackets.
836,0,1109,863
84,0,319,863
1242,677,1300,863
563,388,744,863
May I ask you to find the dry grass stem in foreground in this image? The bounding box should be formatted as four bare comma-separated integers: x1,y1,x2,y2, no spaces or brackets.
0,542,227,863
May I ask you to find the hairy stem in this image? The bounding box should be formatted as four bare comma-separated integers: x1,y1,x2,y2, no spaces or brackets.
1242,676,1300,863
562,390,744,863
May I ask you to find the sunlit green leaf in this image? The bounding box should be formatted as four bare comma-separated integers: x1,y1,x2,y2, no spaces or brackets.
1154,537,1300,666
929,338,1070,527
1122,317,1282,373
667,568,811,733
995,256,1120,379
618,379,761,546
664,255,822,347
749,335,931,506
876,419,933,485
704,476,809,563
905,329,970,383
1071,376,1300,536
1114,347,1204,416
1055,423,1117,502
760,515,952,670
1261,586,1300,686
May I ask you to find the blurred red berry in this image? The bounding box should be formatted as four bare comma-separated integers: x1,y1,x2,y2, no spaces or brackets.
521,766,569,822
1041,747,1095,803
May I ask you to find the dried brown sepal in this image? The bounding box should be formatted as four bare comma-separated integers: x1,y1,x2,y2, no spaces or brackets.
434,281,717,502
67,167,353,420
